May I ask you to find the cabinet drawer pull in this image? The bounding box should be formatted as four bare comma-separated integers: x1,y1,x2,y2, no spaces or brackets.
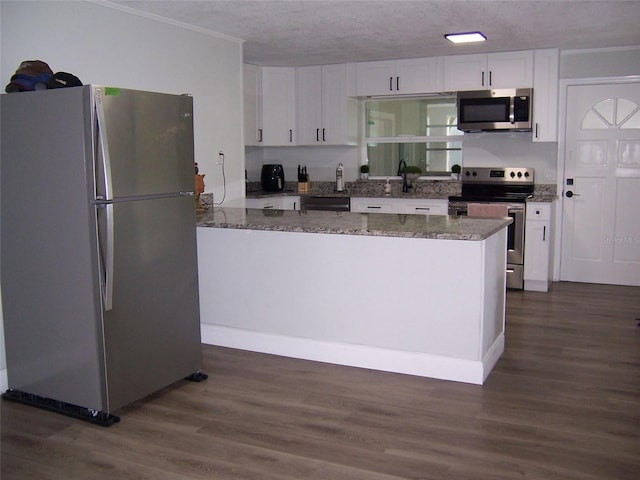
367,205,382,209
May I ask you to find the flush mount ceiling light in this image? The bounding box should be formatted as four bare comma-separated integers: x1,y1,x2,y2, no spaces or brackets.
444,32,487,44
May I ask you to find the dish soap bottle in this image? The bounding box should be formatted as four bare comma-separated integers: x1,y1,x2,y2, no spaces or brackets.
336,163,344,192
384,178,391,195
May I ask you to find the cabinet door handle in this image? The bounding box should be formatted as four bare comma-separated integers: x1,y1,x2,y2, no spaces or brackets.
481,71,485,87
396,76,400,91
289,129,293,143
543,225,546,242
322,128,326,142
316,128,320,142
489,70,493,86
389,76,393,91
258,128,263,142
535,123,539,138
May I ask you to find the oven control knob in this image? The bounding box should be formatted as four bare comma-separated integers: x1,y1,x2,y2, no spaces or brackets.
472,171,477,177
465,171,471,176
524,171,530,177
517,171,522,178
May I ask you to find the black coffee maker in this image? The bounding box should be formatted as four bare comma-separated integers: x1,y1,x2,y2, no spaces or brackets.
261,164,285,192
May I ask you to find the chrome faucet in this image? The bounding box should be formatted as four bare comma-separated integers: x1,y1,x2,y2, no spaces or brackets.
397,159,410,193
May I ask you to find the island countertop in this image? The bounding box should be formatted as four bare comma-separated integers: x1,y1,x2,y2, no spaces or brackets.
196,207,512,241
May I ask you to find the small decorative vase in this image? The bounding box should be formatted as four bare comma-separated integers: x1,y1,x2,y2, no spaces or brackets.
195,174,206,212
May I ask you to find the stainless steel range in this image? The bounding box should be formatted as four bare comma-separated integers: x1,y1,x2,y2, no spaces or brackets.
448,167,534,289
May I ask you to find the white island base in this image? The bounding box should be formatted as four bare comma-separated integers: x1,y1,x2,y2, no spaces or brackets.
197,221,507,385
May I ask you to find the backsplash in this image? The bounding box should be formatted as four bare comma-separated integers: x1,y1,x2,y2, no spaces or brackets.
246,180,556,200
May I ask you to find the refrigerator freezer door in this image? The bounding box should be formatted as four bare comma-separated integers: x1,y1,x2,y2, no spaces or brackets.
94,86,195,200
97,195,202,411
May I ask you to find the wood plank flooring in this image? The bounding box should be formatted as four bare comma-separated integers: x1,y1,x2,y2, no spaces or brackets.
2,282,639,479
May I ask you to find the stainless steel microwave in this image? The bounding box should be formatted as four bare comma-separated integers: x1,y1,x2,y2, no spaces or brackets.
457,88,533,132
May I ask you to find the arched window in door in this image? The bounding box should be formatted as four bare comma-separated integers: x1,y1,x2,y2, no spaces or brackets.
581,97,640,129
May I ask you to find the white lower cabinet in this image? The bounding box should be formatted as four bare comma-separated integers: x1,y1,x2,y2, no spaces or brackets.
350,197,448,215
246,196,300,210
350,197,398,214
401,199,448,215
524,202,554,292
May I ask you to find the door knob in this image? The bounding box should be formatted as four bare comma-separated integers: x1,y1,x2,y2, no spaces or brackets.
566,190,581,198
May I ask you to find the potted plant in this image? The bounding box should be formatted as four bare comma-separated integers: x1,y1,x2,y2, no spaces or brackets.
359,164,370,180
405,165,422,183
451,164,461,179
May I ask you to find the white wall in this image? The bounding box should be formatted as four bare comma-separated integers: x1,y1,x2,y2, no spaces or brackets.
461,132,558,183
560,46,640,79
247,134,557,184
0,0,244,390
246,145,360,184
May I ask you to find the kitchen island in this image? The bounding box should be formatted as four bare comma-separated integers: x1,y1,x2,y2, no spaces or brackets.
197,208,511,384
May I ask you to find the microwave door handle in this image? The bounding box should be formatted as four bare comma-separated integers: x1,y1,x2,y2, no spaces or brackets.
509,97,515,124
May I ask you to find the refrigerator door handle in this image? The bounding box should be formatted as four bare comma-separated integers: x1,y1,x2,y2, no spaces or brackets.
95,89,114,310
102,203,115,311
95,89,114,201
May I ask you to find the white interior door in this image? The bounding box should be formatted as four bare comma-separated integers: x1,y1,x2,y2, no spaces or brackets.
561,82,640,286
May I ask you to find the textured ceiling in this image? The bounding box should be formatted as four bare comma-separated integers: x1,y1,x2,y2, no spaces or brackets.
106,0,640,66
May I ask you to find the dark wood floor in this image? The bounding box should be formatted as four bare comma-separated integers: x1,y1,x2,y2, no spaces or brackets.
2,282,639,480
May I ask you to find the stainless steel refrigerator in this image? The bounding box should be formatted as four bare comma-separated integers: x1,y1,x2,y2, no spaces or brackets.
1,86,205,425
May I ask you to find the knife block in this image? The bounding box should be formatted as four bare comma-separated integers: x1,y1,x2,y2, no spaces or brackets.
297,181,310,194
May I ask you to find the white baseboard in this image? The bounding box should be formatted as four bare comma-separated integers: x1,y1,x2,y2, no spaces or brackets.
482,335,505,383
201,324,502,385
524,279,550,292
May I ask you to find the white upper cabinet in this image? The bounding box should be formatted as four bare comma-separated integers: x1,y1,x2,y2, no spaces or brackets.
356,57,439,96
296,64,358,145
442,51,534,91
261,67,296,146
243,64,262,146
532,48,560,142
